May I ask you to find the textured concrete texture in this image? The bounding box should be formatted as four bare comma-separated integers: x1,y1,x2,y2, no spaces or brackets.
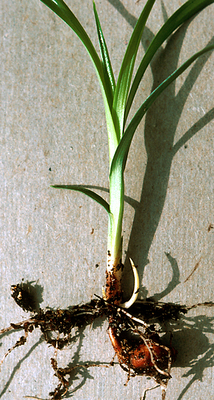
1,0,214,399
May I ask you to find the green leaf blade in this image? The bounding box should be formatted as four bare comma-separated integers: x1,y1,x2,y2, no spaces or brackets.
41,0,100,69
51,184,110,214
112,0,156,137
93,1,115,104
41,0,119,161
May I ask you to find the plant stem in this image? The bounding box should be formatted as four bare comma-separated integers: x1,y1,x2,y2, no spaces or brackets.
105,166,124,304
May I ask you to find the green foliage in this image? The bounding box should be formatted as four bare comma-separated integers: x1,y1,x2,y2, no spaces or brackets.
41,0,214,262
51,185,110,214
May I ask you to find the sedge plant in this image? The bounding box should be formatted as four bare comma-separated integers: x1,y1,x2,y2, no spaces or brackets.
41,0,213,395
0,1,214,399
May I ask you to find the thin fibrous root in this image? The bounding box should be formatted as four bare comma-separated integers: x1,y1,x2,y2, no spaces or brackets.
141,385,161,400
117,307,149,328
161,386,167,400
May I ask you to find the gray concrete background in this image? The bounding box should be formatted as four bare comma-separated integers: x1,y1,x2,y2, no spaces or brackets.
1,0,214,399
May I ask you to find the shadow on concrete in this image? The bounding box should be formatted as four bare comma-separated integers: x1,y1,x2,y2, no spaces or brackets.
0,338,43,399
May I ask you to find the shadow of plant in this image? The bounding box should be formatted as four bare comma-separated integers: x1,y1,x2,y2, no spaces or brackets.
61,323,114,399
113,0,214,297
169,312,214,400
0,338,43,399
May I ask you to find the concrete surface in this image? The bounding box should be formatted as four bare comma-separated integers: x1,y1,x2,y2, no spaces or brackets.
1,0,214,399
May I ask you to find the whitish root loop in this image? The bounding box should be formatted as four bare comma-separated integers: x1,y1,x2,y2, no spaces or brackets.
120,258,139,309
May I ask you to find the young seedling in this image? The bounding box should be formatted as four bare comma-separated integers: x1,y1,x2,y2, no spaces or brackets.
1,0,214,399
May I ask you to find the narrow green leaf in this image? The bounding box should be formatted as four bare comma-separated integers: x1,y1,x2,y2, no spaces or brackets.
112,0,156,137
41,0,101,75
111,44,214,177
51,184,110,214
93,1,115,105
125,0,214,123
41,0,119,160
